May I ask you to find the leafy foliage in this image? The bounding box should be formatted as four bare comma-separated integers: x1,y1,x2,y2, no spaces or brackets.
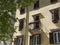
0,0,16,41
17,0,36,7
0,0,35,44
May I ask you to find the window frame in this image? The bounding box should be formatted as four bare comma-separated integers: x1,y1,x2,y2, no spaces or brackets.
14,36,24,45
29,14,40,30
50,8,59,23
49,31,60,44
30,34,41,45
33,14,40,29
53,31,60,44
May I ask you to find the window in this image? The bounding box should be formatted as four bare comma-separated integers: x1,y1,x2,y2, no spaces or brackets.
34,0,39,9
33,14,40,29
50,0,57,4
49,31,60,44
20,7,25,14
50,9,59,23
33,15,40,21
30,34,41,45
19,18,24,31
18,37,23,45
29,14,40,30
14,36,23,45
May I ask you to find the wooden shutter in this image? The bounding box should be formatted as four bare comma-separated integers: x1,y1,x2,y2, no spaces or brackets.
14,38,18,45
21,37,23,45
30,36,33,45
49,32,54,44
38,34,41,44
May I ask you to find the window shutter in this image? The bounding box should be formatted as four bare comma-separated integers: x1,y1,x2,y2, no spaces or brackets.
58,32,60,42
21,37,23,45
39,34,41,44
49,32,54,44
14,38,18,45
30,36,33,45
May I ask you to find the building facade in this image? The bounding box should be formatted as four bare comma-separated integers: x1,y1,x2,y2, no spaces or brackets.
13,0,60,45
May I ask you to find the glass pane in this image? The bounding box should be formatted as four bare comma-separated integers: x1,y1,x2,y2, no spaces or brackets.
34,35,39,45
31,35,40,45
30,24,34,29
18,38,22,45
33,36,36,45
54,33,57,43
34,22,39,29
35,35,38,45
37,35,40,45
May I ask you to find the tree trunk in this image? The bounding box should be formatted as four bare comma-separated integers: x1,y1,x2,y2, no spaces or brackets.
24,6,29,45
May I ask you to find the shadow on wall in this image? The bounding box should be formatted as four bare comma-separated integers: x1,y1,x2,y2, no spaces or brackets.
55,21,60,28
41,30,50,45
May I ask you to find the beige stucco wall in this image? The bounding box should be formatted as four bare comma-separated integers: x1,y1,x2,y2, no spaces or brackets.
40,0,50,8
41,30,49,45
13,1,60,45
58,0,60,2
